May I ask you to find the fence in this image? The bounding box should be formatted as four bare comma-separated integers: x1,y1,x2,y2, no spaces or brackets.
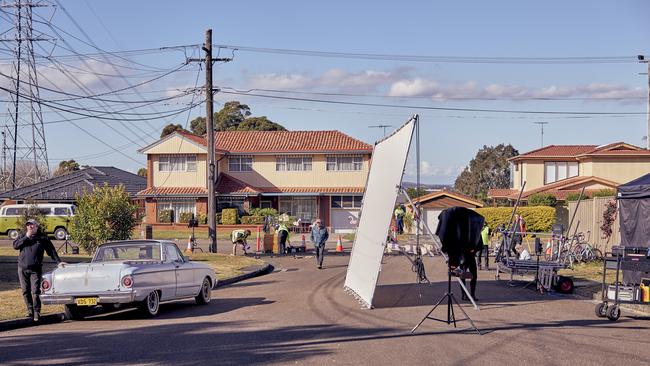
568,196,620,253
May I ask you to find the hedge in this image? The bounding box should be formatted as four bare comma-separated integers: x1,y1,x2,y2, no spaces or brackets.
178,212,193,223
475,206,556,232
240,215,265,225
158,209,173,223
527,193,557,207
221,208,239,225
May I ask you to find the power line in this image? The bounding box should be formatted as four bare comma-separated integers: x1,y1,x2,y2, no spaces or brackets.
219,90,647,115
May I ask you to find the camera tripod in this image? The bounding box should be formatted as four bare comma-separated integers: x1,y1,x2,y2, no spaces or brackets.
189,226,204,253
57,235,77,254
411,265,482,335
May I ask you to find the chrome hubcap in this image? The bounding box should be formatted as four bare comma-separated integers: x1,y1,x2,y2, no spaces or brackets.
148,292,158,313
203,281,210,301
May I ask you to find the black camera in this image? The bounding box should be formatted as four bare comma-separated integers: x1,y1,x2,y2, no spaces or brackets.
188,217,199,228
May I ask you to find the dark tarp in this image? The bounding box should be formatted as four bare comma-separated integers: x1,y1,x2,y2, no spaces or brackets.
618,173,650,248
617,173,650,284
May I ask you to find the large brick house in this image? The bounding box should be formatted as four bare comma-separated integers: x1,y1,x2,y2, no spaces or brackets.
137,130,373,231
488,142,650,201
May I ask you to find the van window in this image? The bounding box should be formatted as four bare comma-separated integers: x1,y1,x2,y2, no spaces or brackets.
38,208,51,216
5,208,23,215
54,207,70,215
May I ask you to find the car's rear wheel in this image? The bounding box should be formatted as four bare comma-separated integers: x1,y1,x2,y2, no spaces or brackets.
195,277,212,305
8,229,19,240
139,291,160,317
54,228,67,240
64,304,85,320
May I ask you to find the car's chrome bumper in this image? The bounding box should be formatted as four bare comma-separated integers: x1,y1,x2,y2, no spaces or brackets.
41,290,139,305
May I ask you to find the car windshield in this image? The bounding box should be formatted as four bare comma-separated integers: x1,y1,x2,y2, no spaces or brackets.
94,244,162,262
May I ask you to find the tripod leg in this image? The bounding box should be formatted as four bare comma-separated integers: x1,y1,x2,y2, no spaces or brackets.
449,293,482,335
448,294,456,327
410,293,448,333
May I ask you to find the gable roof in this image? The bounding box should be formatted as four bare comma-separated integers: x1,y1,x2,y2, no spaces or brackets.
409,190,484,208
141,130,373,155
487,176,619,201
510,142,650,162
0,166,146,201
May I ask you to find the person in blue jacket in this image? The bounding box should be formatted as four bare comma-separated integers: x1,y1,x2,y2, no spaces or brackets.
310,219,329,269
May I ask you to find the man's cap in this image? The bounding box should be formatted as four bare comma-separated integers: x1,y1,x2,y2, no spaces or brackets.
26,219,39,226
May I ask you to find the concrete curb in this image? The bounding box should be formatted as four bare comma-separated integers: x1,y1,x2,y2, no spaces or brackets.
0,313,65,332
1,262,273,332
215,263,274,288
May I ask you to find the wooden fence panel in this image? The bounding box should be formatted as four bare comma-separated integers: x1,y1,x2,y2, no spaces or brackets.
568,197,620,253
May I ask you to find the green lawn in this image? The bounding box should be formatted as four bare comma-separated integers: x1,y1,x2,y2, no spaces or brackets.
0,246,264,321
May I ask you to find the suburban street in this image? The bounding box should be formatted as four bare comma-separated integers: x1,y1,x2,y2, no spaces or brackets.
2,249,648,366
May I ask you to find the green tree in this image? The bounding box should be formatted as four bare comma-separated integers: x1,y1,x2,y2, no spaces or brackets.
189,101,286,134
136,168,147,178
53,159,80,177
189,116,206,135
527,193,557,207
18,203,48,235
70,184,137,254
406,187,428,199
454,144,518,199
160,123,188,138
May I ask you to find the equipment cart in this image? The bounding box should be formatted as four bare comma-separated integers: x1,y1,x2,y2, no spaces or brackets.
596,246,650,321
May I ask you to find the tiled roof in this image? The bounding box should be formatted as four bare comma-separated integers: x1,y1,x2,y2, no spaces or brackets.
263,187,365,194
215,174,261,194
496,176,619,200
486,188,518,199
177,130,373,153
137,187,208,197
510,145,597,161
511,142,649,161
0,166,146,201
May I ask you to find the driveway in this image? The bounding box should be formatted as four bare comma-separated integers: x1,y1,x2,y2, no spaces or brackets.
1,251,648,365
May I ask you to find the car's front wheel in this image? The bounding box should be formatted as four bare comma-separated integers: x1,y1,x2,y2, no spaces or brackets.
8,229,19,240
195,277,212,305
139,291,160,317
64,304,86,320
54,228,67,240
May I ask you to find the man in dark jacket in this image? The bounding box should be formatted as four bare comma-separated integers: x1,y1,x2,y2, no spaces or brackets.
13,219,63,321
310,219,329,269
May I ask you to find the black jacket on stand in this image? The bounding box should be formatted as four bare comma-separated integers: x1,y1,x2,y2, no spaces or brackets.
435,207,485,268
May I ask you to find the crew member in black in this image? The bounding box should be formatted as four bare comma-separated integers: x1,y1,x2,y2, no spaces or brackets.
13,219,64,321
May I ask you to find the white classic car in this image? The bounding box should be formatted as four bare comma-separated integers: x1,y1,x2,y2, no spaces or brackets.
41,240,217,319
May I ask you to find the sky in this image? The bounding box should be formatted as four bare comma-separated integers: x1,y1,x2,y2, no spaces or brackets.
1,0,649,184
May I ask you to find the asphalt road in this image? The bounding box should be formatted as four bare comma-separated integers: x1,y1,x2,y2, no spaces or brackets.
1,249,649,366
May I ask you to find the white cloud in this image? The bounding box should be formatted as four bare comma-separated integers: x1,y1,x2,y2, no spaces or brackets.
248,73,312,90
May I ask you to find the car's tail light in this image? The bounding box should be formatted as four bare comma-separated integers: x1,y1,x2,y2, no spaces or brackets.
121,275,133,288
41,279,51,291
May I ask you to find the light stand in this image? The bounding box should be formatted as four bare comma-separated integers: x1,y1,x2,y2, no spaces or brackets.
188,216,204,253
57,234,77,254
411,263,482,335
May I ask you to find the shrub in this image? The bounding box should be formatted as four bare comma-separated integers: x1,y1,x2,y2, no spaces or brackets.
476,206,556,232
403,212,414,233
527,193,557,207
18,203,49,235
565,192,591,202
240,215,265,225
70,184,137,254
178,212,193,223
158,210,173,223
216,213,222,224
592,189,616,198
197,213,207,224
221,208,238,224
248,208,278,217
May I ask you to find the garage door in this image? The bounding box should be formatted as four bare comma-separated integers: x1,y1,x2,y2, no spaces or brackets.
331,209,359,233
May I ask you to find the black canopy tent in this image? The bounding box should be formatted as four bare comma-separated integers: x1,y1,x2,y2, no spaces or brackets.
618,173,650,248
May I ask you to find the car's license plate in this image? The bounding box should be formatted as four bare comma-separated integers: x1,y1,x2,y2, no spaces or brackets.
75,298,98,306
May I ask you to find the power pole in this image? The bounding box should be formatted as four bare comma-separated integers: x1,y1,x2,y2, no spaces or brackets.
639,55,649,149
204,30,217,253
534,122,548,148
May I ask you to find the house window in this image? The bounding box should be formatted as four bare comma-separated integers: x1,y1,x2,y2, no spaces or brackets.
156,201,196,223
158,155,196,172
217,197,245,215
276,156,312,171
326,156,363,171
331,195,363,209
279,197,317,221
228,156,253,172
544,162,579,184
